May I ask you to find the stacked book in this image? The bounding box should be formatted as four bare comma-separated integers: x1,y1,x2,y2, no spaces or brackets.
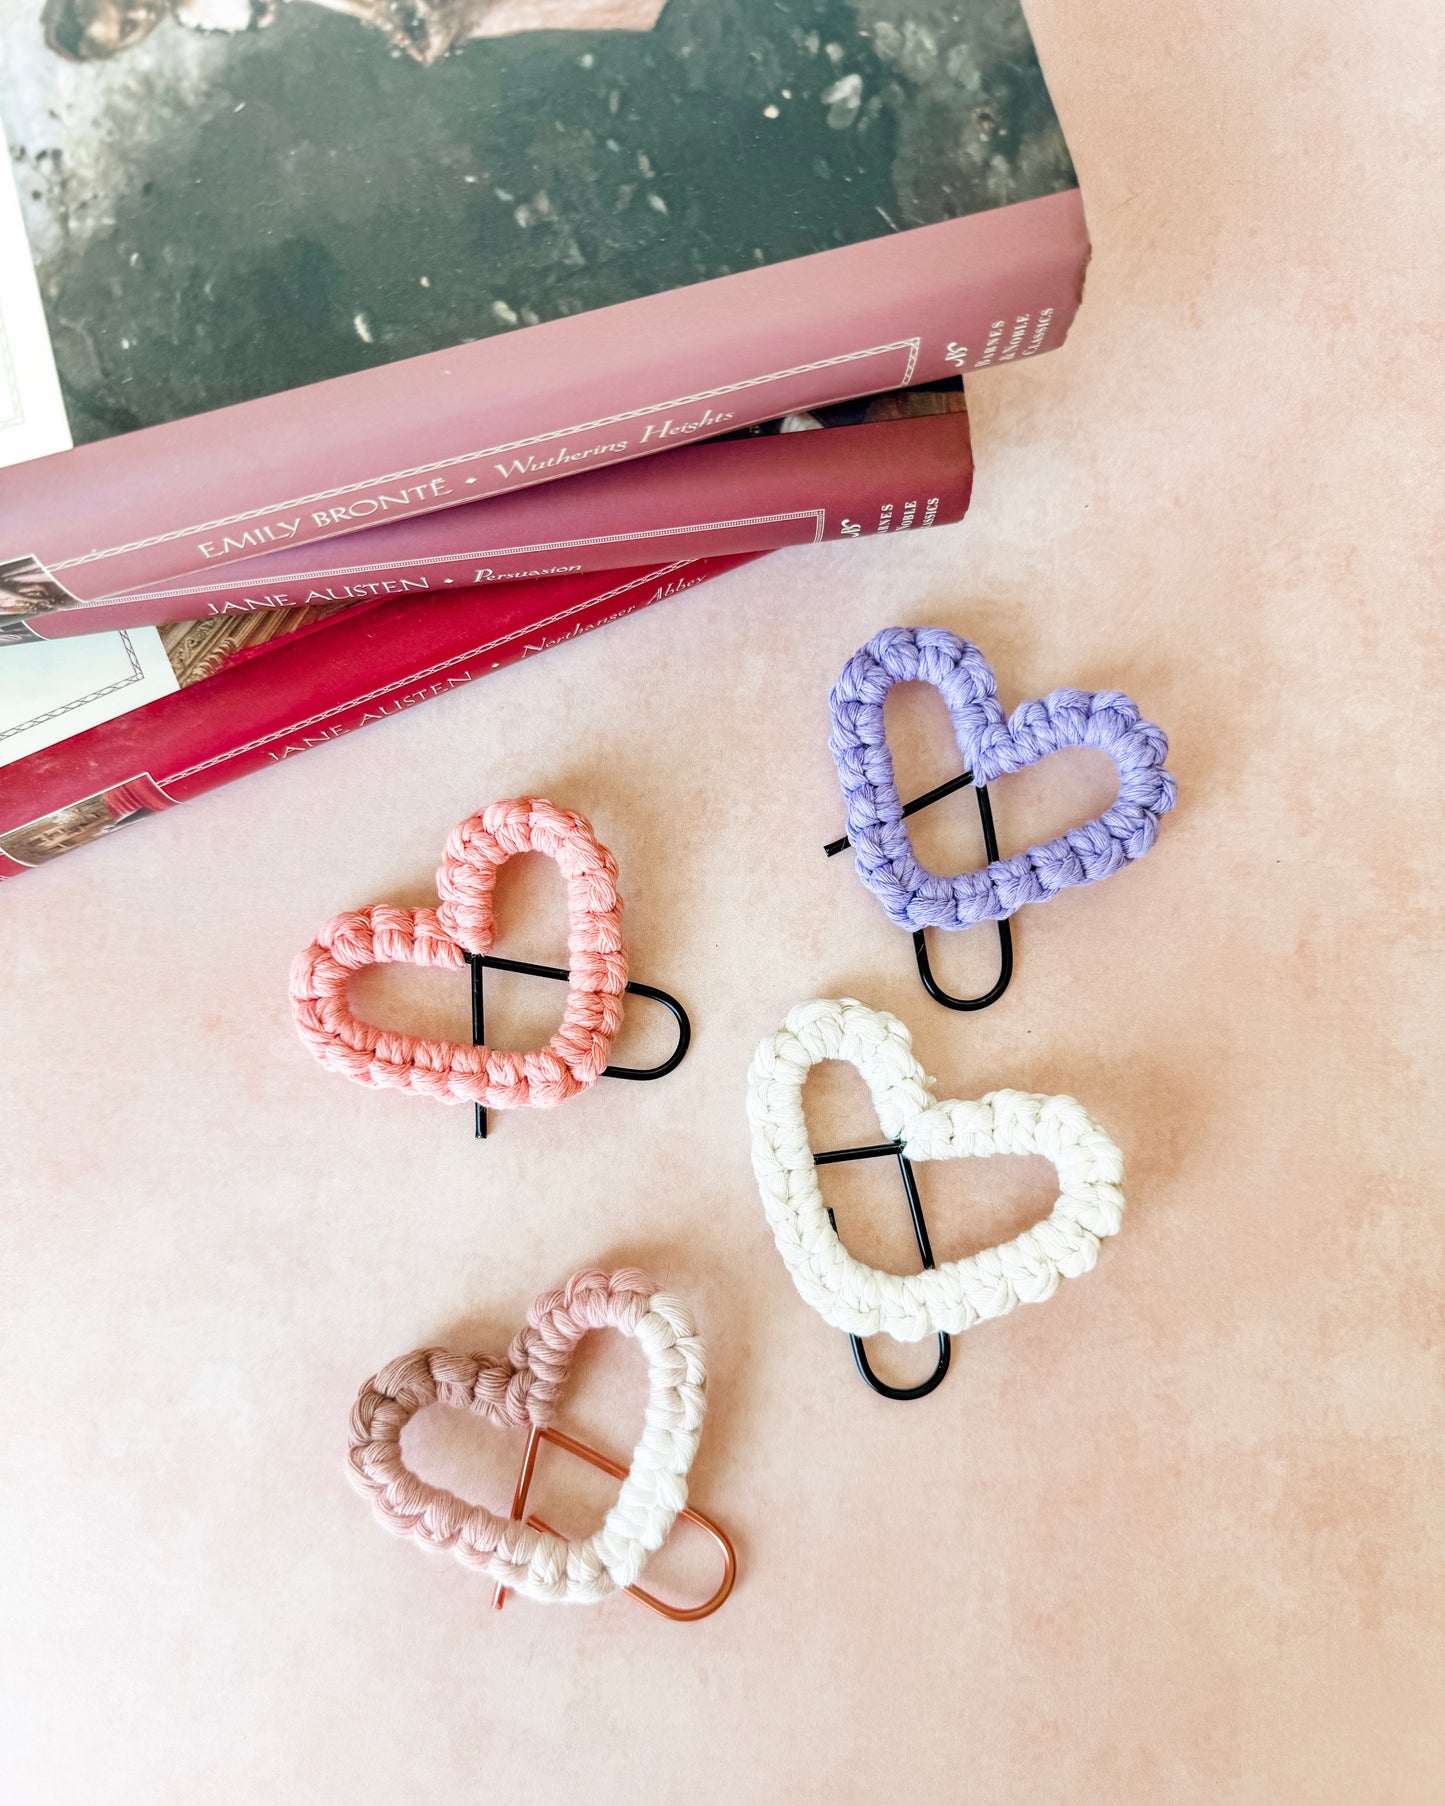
0,0,1087,877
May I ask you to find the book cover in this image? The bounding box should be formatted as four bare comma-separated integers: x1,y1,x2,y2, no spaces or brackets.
0,0,1086,596
0,553,755,877
8,379,972,639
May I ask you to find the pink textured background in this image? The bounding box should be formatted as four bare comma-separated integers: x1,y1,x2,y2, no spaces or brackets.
2,2,1442,1799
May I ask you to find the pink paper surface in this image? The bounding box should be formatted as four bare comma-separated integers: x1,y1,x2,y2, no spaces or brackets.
1,3,1441,1800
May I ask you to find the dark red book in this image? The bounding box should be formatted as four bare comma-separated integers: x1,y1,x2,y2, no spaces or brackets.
0,555,756,880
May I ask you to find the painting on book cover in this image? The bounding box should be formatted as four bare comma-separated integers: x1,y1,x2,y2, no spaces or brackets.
2,0,1075,445
0,777,169,866
0,554,87,640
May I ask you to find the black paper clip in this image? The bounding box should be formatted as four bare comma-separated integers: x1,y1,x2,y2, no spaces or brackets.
825,770,1013,1011
814,1139,951,1401
464,953,691,1139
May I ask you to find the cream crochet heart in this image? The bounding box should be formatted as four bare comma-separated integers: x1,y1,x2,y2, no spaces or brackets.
746,999,1125,1342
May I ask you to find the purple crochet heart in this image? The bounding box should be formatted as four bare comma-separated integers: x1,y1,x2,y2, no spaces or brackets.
828,626,1177,931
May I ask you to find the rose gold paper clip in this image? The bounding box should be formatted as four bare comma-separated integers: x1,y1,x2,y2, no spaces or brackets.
491,1423,737,1621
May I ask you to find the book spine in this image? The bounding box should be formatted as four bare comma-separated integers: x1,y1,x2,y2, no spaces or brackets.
22,412,972,641
0,191,1087,601
0,555,756,881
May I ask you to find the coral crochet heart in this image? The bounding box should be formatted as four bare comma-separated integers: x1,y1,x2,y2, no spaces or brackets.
348,1269,708,1604
829,625,1177,931
290,797,626,1109
746,998,1126,1342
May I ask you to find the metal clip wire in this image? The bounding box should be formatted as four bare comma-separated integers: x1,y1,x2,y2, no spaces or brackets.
464,953,691,1138
814,1140,951,1401
490,1423,737,1621
826,769,1014,1011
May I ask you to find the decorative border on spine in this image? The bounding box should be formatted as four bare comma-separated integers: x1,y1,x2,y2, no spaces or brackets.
51,341,920,571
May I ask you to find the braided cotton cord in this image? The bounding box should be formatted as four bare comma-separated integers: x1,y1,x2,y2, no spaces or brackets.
348,1269,708,1605
829,625,1177,930
746,998,1126,1342
290,797,627,1109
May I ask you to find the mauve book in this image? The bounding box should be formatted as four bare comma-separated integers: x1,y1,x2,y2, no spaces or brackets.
6,380,973,640
0,0,1087,604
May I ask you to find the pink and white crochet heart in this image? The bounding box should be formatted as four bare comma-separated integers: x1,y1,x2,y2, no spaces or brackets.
348,1269,708,1604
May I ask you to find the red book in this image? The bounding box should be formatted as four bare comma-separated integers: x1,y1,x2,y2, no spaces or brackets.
11,387,971,643
0,0,1085,600
0,555,755,881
